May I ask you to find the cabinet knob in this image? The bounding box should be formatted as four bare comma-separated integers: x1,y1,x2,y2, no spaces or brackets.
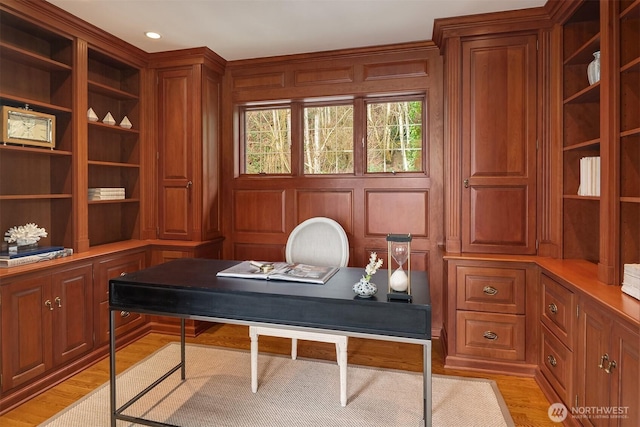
55,296,62,308
120,272,126,276
547,354,557,367
120,311,130,318
548,303,558,315
604,360,617,374
463,178,469,188
483,286,498,296
44,300,54,311
483,331,498,340
598,353,609,369
186,180,193,189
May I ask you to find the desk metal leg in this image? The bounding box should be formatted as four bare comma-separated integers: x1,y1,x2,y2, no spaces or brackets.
424,340,432,427
180,318,185,380
109,309,116,427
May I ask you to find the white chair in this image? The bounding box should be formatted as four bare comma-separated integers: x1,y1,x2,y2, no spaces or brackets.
250,217,350,406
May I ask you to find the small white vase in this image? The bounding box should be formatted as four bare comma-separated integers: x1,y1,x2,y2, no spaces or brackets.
353,279,377,298
587,51,600,85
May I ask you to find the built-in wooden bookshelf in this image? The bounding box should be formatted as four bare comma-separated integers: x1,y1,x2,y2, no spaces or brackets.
618,0,640,283
0,10,74,249
86,47,141,247
561,0,601,263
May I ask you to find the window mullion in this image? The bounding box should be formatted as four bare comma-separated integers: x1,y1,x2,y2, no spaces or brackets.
353,98,365,177
291,102,303,176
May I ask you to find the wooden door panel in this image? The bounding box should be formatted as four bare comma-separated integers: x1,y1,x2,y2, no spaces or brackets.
611,321,639,427
469,186,529,248
461,34,537,254
158,67,194,240
579,305,610,427
52,264,93,366
1,275,52,391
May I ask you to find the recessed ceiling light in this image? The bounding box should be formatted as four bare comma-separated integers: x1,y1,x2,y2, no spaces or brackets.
145,32,161,39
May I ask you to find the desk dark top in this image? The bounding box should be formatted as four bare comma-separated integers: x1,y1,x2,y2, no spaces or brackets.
110,258,431,340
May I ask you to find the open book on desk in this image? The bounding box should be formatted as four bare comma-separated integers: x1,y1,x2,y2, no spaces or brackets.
216,261,339,285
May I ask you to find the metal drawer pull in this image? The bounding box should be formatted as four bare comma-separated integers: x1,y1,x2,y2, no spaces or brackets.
120,311,131,318
55,296,62,308
598,353,609,369
483,331,498,340
548,303,558,314
44,300,54,311
120,272,127,276
547,354,557,367
482,286,498,296
604,360,617,374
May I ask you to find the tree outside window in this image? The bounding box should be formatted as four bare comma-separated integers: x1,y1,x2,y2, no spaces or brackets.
244,108,291,174
367,100,423,173
241,96,424,175
304,105,354,174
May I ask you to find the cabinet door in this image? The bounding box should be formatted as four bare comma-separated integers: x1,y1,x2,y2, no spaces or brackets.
51,264,93,366
0,275,52,391
610,320,639,427
461,34,537,254
157,66,196,240
577,302,612,427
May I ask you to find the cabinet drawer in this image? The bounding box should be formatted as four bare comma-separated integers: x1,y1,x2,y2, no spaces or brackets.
540,274,575,349
97,300,144,344
456,311,526,361
540,324,573,405
456,265,526,314
95,251,146,299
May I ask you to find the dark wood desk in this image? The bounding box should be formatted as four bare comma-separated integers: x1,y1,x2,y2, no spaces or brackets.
109,258,432,427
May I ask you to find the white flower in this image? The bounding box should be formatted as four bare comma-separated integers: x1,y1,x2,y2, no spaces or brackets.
4,223,47,245
363,252,383,282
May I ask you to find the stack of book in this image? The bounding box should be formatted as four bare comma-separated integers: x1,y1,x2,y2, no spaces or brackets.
622,264,640,300
0,246,74,268
577,156,600,197
88,187,125,200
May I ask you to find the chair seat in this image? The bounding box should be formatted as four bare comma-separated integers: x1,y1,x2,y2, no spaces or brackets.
249,325,349,406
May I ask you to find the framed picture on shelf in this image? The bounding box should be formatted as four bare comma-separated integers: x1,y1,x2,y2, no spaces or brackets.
0,105,56,149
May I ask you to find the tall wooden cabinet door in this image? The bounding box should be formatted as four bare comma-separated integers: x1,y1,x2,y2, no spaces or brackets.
461,34,537,254
51,264,93,366
577,303,610,427
610,321,639,427
157,66,196,240
0,275,53,392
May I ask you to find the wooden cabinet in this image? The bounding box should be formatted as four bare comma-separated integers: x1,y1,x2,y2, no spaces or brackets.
434,11,542,255
93,250,146,347
576,299,639,427
445,258,538,375
0,9,74,250
0,264,93,392
460,34,538,255
152,49,224,242
86,47,142,248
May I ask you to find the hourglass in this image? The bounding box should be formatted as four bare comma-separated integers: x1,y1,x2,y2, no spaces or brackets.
386,234,412,302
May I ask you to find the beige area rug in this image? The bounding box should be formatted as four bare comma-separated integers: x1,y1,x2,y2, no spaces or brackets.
40,342,514,427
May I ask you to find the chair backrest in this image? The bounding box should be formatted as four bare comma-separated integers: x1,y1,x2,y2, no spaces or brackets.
285,217,349,267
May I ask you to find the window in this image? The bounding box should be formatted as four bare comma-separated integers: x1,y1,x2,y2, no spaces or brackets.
367,100,423,173
303,105,354,174
241,96,424,175
244,108,291,174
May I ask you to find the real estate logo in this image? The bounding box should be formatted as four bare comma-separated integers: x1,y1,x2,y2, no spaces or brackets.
548,403,568,423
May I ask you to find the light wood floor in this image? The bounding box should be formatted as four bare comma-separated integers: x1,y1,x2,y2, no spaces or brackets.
0,323,555,426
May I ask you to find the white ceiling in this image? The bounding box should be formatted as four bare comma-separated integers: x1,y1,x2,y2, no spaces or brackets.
47,0,546,61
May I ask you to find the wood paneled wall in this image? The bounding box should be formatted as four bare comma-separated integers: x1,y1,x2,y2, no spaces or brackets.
220,43,445,335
